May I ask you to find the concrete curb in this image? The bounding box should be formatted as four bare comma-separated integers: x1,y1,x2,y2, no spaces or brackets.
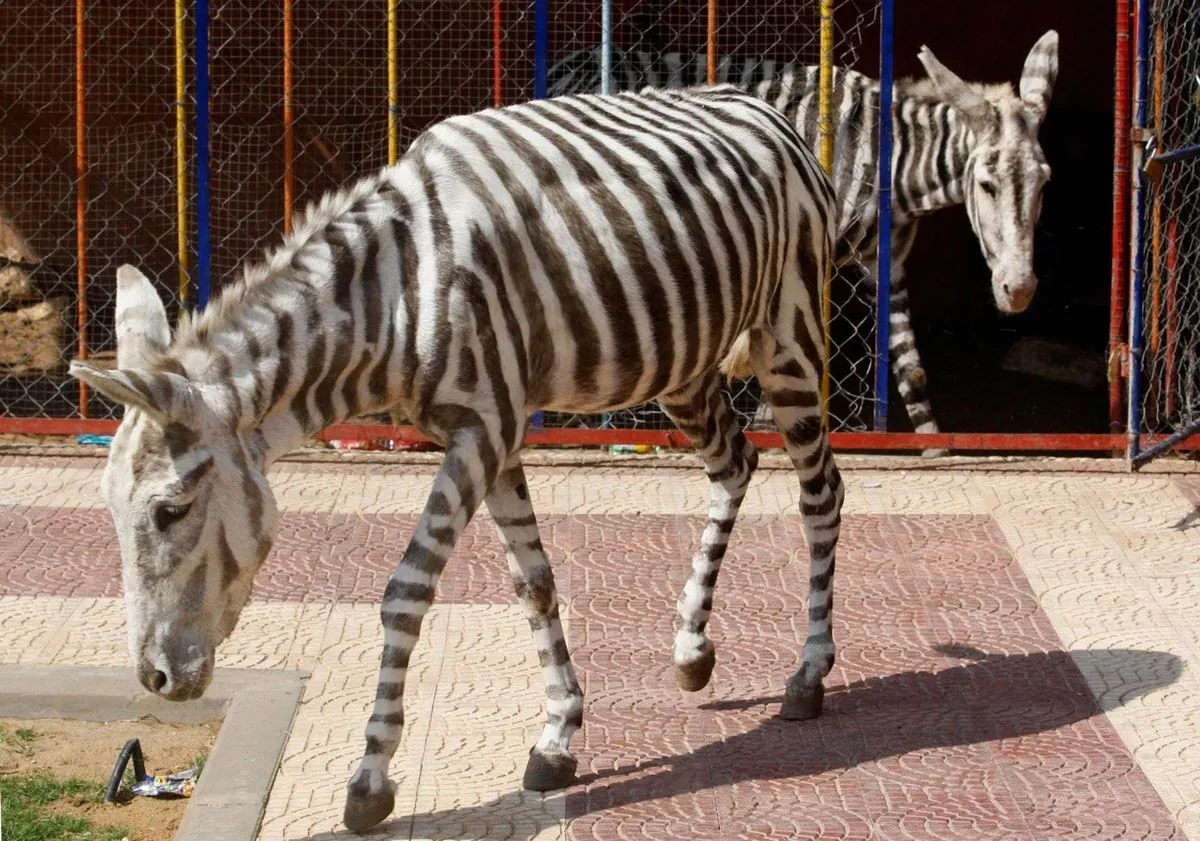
0,665,308,841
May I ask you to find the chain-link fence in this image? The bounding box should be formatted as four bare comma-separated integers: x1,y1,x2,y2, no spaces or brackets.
537,1,883,433
0,0,881,430
0,1,180,420
1137,0,1200,447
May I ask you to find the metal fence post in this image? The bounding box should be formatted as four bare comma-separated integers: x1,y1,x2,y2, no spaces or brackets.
874,0,894,432
1127,0,1150,462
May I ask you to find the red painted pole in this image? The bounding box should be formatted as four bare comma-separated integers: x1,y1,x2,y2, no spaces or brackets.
1164,214,1179,417
1109,0,1132,432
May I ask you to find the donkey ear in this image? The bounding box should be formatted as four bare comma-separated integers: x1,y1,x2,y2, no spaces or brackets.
69,361,195,428
115,264,171,370
1019,30,1059,126
918,45,993,127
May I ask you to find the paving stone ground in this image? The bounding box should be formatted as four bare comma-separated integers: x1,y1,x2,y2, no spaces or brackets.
1,454,1198,840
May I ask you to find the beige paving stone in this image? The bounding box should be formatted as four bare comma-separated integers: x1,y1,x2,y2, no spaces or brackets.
4,461,1199,838
0,466,102,508
254,602,562,841
983,473,1200,839
0,596,80,663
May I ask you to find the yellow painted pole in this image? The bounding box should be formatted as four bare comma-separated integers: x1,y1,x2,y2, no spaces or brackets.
175,0,189,306
817,0,835,418
387,0,399,165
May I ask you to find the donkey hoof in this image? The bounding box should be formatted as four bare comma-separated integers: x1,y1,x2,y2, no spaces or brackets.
344,782,396,832
780,684,824,721
675,644,717,692
522,749,577,791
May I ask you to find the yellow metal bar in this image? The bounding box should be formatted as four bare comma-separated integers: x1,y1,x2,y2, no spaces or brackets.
175,0,189,306
817,0,835,417
387,0,399,165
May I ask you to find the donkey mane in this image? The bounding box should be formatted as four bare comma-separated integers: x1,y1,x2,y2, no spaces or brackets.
898,77,1020,110
175,172,391,346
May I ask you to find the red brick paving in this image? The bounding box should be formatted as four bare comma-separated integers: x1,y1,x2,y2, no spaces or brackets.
554,513,1181,840
0,503,1183,838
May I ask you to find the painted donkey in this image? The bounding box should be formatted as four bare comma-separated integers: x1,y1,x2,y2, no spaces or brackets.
71,85,838,831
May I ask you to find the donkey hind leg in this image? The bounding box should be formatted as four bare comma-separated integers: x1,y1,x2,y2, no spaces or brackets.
658,371,758,692
344,426,505,832
750,329,845,721
878,223,945,455
486,456,583,791
887,265,944,455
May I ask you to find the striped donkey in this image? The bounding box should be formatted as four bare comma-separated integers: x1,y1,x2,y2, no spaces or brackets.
71,85,838,831
550,33,1059,443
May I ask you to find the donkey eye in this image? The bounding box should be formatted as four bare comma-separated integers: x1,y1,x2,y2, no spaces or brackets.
154,503,192,532
980,181,998,198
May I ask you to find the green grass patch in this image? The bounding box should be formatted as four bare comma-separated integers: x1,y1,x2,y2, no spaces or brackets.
0,772,128,841
0,725,39,756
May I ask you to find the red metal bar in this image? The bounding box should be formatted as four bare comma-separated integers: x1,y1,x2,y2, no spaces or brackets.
1109,0,1132,431
75,0,89,418
8,417,1198,455
1164,213,1179,415
282,0,295,234
492,0,503,107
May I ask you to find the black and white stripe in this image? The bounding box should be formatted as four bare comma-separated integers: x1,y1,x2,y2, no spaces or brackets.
548,37,1058,442
72,85,842,832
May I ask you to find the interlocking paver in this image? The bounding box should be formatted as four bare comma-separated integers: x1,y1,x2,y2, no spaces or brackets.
0,455,1197,839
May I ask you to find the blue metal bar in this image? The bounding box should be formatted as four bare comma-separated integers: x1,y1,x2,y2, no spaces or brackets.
1131,417,1200,468
873,0,894,431
1128,0,1150,461
600,0,612,95
534,0,549,99
195,0,211,309
1151,142,1200,165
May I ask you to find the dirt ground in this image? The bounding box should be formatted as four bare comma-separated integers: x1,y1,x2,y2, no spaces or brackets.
0,716,221,840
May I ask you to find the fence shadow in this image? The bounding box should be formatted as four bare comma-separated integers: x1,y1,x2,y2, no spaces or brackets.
300,647,1182,840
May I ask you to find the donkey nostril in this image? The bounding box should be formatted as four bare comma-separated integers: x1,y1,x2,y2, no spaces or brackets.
151,670,168,692
1002,283,1011,296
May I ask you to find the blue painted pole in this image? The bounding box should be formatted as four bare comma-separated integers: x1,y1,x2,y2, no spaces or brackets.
1128,0,1150,461
534,0,549,99
873,0,894,431
195,0,212,309
600,0,612,95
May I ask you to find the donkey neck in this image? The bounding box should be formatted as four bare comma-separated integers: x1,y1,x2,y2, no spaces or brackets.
891,93,975,219
172,173,411,465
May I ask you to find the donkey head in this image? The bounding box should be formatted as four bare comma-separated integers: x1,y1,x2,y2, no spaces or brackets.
918,30,1058,314
69,266,278,701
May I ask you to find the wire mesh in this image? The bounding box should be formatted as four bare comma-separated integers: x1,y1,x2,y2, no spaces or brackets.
1139,0,1200,441
0,0,181,420
539,0,883,434
0,0,881,432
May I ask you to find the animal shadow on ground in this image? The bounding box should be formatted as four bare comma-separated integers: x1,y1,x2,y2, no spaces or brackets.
301,647,1180,839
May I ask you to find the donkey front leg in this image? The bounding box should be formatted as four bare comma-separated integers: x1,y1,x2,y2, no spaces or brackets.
344,428,504,832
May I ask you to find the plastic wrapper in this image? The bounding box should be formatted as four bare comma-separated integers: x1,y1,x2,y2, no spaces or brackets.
130,767,198,798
